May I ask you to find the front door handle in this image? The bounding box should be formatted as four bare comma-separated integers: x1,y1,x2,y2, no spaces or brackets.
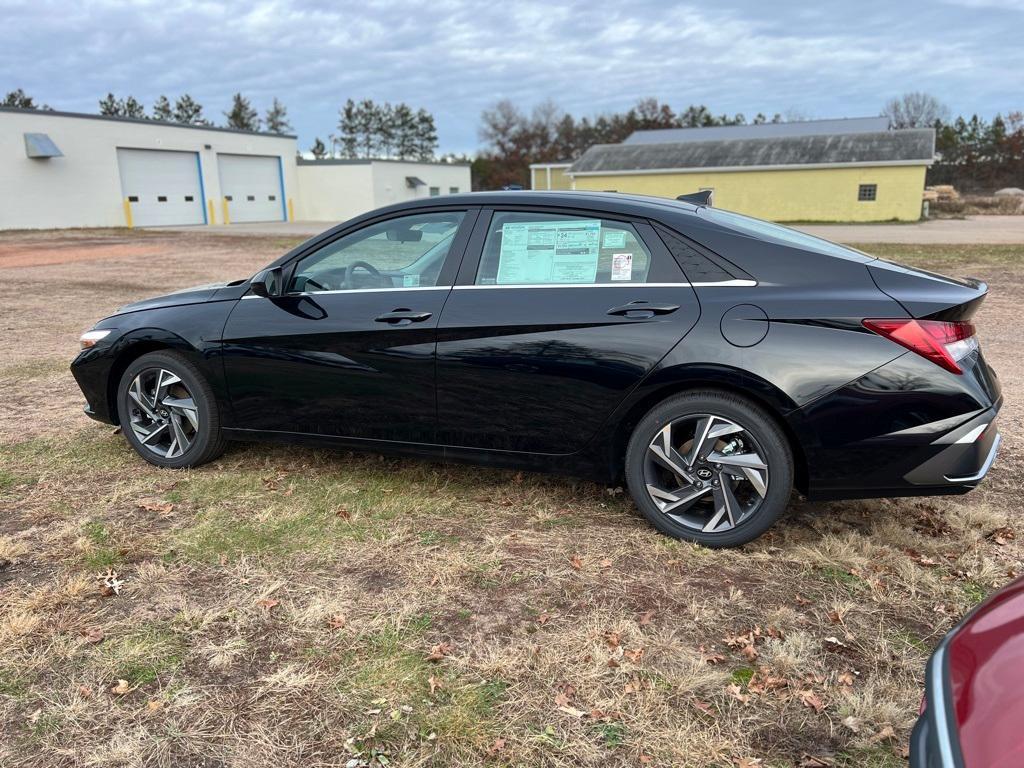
607,301,680,318
374,309,433,326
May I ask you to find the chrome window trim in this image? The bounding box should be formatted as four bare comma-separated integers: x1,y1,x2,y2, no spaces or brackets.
241,286,451,299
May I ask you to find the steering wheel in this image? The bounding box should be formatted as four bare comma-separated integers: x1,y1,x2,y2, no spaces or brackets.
343,260,383,288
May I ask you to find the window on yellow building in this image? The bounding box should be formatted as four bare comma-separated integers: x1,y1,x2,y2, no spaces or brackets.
858,184,877,201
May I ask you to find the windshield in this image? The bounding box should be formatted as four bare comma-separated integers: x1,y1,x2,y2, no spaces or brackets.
698,207,873,262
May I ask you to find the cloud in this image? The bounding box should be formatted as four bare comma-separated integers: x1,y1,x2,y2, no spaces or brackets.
1,0,1020,153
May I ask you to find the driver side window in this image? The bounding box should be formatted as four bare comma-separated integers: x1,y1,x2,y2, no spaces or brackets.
290,211,466,293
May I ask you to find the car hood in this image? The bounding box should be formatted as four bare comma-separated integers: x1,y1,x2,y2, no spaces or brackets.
114,282,230,315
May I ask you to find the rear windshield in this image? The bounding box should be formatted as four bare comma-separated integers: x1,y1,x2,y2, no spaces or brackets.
698,207,874,262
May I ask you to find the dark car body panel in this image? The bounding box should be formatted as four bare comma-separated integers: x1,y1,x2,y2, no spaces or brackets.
71,190,1001,501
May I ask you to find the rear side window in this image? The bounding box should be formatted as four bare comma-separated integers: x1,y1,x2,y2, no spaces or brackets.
476,211,652,285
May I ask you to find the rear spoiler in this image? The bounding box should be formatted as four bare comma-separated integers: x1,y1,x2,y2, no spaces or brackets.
676,190,713,207
868,260,988,320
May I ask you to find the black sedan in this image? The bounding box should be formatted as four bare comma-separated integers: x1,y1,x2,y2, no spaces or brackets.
71,191,1002,547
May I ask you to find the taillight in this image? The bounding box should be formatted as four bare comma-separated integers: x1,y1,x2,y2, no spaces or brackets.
863,318,978,374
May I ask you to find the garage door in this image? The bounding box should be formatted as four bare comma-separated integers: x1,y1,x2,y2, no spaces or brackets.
217,154,284,223
117,148,205,227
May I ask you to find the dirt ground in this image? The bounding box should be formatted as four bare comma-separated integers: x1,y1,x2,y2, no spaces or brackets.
1,228,1021,768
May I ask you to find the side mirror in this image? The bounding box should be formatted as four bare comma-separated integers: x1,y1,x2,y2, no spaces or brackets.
250,267,283,298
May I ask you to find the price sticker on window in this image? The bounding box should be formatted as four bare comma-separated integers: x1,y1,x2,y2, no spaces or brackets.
611,253,633,281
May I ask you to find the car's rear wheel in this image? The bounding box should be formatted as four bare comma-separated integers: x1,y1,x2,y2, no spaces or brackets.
624,390,793,547
116,350,227,468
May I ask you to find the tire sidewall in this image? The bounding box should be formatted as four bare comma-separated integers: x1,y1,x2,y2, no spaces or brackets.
117,351,219,469
625,392,793,548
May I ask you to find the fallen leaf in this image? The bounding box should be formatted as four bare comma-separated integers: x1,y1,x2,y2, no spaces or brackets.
569,554,583,570
326,614,347,630
257,598,280,611
726,683,751,705
557,704,587,718
870,725,897,744
427,642,453,662
146,699,163,712
826,610,843,625
795,595,812,606
736,757,763,767
842,715,862,733
137,497,173,514
98,567,124,596
990,527,1015,546
624,648,645,663
536,612,551,625
798,689,825,713
80,626,105,644
637,610,654,626
604,630,621,649
741,644,758,662
837,670,856,688
335,507,351,520
599,558,613,569
692,698,715,715
77,685,93,698
111,679,131,695
824,636,848,649
486,737,506,756
428,675,443,695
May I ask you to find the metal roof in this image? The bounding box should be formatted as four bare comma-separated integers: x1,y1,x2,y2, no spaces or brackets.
623,117,891,145
569,129,935,175
0,106,297,139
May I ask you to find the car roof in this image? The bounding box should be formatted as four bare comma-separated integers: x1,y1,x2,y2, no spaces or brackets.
376,190,701,219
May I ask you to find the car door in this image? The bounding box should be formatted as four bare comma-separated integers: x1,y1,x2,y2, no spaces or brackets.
434,207,700,454
221,208,477,443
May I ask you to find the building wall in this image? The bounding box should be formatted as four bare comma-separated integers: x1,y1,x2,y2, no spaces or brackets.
571,165,928,222
530,165,572,190
370,161,470,209
0,110,297,229
293,163,375,223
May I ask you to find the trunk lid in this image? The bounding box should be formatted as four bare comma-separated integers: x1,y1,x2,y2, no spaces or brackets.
868,259,987,320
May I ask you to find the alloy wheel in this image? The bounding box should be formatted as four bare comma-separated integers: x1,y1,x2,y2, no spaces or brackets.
643,414,769,533
125,368,199,459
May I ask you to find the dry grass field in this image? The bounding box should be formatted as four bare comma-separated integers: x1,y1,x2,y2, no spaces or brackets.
1,229,1021,767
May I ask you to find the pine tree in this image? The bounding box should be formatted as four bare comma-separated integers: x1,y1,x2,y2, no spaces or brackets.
311,137,327,159
3,88,37,109
98,93,121,116
376,102,396,158
224,93,259,131
122,96,146,119
414,108,438,161
355,99,379,158
173,95,206,125
264,97,292,134
393,103,418,160
337,99,360,158
152,95,173,121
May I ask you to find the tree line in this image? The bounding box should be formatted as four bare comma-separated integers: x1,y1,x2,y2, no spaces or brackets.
3,88,292,135
309,99,438,162
474,93,1024,193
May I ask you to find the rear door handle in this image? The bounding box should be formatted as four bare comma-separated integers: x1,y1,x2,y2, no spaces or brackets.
374,309,433,325
607,301,680,318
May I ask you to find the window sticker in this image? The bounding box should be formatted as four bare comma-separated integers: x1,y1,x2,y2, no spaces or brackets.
497,219,601,284
611,252,633,281
602,230,627,249
403,274,421,287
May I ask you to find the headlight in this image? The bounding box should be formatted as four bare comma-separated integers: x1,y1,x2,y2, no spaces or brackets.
80,329,113,349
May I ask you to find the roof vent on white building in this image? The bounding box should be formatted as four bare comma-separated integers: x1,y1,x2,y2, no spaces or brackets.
24,133,63,159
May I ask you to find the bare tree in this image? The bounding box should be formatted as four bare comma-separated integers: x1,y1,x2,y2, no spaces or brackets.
883,92,950,128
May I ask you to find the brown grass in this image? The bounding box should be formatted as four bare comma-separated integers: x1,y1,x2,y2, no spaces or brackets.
0,230,1021,767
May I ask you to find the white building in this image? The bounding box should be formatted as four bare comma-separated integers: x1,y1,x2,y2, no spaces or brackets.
0,107,471,229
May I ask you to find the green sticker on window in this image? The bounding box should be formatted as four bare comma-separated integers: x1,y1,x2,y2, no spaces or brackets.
602,230,627,248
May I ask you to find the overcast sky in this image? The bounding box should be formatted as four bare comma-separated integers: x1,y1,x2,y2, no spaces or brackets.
2,0,1021,154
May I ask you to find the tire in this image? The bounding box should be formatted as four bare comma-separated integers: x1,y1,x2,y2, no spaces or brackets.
624,390,793,548
116,350,228,469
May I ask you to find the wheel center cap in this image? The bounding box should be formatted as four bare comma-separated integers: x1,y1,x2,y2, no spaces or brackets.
695,467,714,480
159,409,169,418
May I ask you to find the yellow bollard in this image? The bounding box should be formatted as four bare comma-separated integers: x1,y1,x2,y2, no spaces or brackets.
207,199,216,225
123,198,133,229
287,198,294,222
222,198,231,225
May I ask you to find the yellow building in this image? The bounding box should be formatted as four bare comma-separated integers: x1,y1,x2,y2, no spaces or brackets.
530,162,573,190
565,121,935,222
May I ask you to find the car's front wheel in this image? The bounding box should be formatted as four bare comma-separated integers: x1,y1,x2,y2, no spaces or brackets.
624,390,794,547
116,350,227,468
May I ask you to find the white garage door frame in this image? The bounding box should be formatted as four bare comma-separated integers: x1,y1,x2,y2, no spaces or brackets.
117,148,208,227
217,154,287,224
